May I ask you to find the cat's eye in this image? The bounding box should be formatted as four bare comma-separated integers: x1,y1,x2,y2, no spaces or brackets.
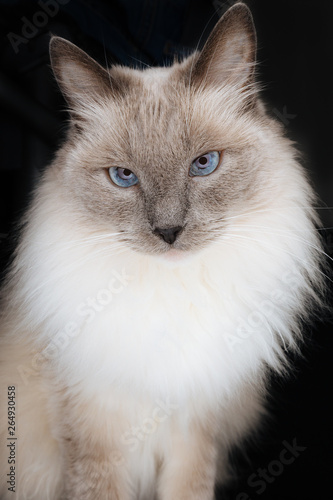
189,151,221,177
108,167,139,187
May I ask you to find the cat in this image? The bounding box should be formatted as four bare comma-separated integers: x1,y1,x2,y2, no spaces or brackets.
0,3,325,499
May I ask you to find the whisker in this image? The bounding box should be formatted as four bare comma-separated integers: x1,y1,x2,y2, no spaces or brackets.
225,233,332,284
225,224,333,264
219,206,333,224
211,237,289,349
27,245,129,299
47,232,125,252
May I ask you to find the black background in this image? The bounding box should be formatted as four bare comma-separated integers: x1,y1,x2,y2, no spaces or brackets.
0,1,332,499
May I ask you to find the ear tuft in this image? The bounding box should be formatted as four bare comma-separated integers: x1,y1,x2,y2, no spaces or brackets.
191,3,256,90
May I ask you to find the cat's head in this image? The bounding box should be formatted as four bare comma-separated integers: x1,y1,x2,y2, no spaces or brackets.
49,3,285,258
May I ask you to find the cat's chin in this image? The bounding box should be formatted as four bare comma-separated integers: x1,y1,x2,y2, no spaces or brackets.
156,248,194,267
165,249,186,261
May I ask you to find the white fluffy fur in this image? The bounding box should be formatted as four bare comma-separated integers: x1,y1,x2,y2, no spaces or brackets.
0,10,325,497
0,145,322,498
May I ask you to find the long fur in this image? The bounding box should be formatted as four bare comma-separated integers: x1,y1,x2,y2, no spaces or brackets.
0,4,325,499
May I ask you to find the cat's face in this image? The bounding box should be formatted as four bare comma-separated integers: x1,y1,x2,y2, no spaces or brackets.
50,4,276,256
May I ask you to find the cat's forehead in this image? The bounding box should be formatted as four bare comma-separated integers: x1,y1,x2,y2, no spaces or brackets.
137,65,176,87
110,63,186,119
105,62,241,160
111,61,185,91
104,64,193,156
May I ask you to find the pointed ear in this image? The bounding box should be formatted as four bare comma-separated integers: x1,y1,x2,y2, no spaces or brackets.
192,3,256,89
49,36,116,109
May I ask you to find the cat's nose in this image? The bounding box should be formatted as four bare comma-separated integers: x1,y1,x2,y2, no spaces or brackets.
154,226,183,244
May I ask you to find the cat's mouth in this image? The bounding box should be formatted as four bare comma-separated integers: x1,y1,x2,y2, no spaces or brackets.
148,221,221,257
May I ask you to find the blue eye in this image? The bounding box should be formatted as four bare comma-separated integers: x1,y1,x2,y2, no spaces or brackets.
189,151,221,177
109,167,138,187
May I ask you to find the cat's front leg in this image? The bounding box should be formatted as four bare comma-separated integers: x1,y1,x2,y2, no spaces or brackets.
157,423,218,500
62,440,130,500
59,404,131,500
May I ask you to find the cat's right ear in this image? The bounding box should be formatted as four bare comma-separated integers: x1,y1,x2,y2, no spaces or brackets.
191,3,256,91
49,37,117,111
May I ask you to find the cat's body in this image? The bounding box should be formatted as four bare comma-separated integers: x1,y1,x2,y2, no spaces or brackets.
0,4,324,499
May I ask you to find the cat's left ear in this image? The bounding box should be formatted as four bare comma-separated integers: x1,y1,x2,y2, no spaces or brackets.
49,36,117,109
191,3,256,90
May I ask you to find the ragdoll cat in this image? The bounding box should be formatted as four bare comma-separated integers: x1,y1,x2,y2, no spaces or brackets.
0,3,324,499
